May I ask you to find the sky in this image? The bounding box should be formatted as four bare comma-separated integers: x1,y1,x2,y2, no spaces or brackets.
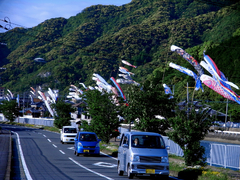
0,0,131,33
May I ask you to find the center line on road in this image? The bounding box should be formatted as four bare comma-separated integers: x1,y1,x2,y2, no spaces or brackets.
69,158,114,180
47,139,51,142
59,150,65,154
43,135,46,137
52,144,57,148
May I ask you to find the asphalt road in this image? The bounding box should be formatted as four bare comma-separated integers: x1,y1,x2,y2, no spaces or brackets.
2,124,178,180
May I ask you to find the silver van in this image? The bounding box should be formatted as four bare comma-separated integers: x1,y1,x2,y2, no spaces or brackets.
117,131,169,179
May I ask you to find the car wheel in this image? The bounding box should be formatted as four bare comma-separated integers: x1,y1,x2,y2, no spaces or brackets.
127,164,134,179
74,150,79,156
117,162,124,176
95,153,100,157
160,175,169,180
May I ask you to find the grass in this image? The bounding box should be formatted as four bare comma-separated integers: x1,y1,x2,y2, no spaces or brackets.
169,161,231,180
1,121,239,179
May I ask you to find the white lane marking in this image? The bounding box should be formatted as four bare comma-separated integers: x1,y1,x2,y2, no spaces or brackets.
59,150,65,154
100,152,117,160
47,139,51,142
52,144,57,148
43,135,46,137
69,158,114,180
12,131,33,180
93,162,117,168
66,147,118,160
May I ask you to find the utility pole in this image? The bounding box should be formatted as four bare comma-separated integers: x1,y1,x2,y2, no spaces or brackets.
22,92,25,117
225,98,229,130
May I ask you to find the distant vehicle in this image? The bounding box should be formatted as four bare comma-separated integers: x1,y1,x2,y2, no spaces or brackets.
74,132,101,156
117,131,169,179
34,57,46,63
60,126,78,144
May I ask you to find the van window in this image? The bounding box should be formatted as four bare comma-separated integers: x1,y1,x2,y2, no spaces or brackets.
80,134,97,141
64,128,77,133
131,135,165,149
122,134,129,145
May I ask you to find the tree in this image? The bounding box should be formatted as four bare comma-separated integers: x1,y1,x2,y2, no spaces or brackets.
229,109,240,123
122,72,175,135
167,102,214,166
52,101,76,129
81,89,123,143
0,100,21,123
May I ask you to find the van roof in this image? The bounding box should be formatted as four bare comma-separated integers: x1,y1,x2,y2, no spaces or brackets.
124,131,161,136
79,132,96,134
63,126,77,128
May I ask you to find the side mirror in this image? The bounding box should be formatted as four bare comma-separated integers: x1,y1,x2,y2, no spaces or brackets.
166,146,170,151
98,139,101,142
122,144,129,148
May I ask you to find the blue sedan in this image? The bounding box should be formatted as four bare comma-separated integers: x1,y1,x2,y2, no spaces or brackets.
74,132,101,156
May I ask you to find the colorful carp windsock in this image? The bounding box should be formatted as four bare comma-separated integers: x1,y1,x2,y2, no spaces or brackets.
171,45,204,76
201,53,239,90
110,77,126,100
199,53,240,104
122,60,137,68
119,67,135,76
169,62,203,91
200,74,240,104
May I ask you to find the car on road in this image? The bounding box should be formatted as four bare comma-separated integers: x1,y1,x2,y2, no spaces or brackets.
117,131,169,179
60,126,78,144
74,132,101,156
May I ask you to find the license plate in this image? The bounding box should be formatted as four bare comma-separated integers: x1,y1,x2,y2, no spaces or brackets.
83,150,89,153
146,169,155,174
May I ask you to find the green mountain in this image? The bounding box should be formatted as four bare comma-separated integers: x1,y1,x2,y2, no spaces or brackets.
0,0,240,110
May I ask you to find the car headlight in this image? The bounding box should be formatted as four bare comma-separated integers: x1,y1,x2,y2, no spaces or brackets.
161,156,169,163
96,143,99,148
78,142,83,147
131,155,140,162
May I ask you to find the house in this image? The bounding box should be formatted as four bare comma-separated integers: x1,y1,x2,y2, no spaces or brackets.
70,101,92,125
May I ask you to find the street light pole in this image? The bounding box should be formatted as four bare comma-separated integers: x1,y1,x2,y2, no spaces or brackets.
225,98,229,130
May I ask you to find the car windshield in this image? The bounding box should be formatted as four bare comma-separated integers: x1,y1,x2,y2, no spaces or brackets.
80,134,97,141
64,128,77,133
131,135,165,149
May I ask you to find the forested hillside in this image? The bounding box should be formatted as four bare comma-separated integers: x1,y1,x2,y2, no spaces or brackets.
0,0,240,111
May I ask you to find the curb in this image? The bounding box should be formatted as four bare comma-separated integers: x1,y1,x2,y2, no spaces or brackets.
4,131,11,180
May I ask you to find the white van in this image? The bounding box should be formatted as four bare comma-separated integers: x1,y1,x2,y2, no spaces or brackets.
117,131,169,179
60,126,78,144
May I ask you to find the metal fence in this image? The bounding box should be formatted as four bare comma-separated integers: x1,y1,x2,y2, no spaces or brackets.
162,136,240,170
0,114,54,127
